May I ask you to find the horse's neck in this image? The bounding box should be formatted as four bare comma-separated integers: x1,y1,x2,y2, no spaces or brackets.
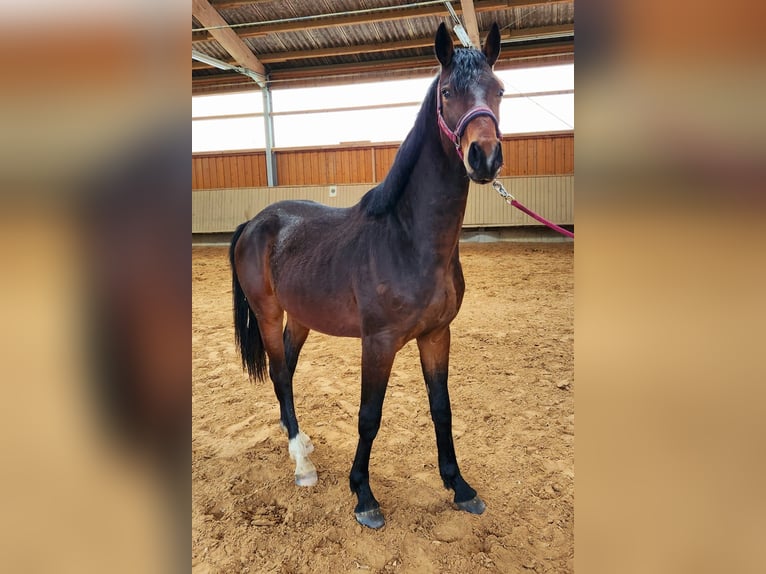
396,131,469,261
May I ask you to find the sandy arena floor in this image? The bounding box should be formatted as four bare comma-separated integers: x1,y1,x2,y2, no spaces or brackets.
192,242,573,573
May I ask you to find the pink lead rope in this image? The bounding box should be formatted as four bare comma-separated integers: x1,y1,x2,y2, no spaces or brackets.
492,180,574,239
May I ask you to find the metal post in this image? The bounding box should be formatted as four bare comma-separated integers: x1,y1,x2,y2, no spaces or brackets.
262,85,277,187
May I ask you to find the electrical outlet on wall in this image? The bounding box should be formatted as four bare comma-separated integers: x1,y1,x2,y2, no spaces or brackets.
328,185,337,197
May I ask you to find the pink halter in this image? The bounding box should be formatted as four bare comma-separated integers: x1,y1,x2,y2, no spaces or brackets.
437,89,501,161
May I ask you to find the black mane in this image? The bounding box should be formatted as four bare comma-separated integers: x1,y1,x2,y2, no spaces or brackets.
359,48,491,217
359,77,438,217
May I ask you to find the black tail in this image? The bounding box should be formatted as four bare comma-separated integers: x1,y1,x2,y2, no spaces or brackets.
230,222,268,382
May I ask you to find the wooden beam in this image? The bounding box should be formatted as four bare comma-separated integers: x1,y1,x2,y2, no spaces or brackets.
193,50,575,94
192,0,544,43
192,24,574,69
267,40,574,78
191,0,265,77
505,23,574,42
210,0,273,8
192,40,574,92
459,0,482,48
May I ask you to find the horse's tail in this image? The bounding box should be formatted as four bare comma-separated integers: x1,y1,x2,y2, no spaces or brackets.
230,222,268,382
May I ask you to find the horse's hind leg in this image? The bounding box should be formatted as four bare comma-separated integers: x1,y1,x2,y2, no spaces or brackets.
417,326,485,514
256,301,317,486
278,316,317,486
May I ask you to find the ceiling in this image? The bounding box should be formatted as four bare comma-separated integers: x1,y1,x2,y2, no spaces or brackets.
192,0,574,94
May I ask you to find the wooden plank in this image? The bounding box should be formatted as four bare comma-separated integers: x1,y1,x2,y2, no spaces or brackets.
322,150,332,184
310,151,320,185
327,149,337,183
502,140,512,175
459,0,481,48
532,138,543,174
341,150,351,183
236,155,247,187
205,156,214,187
197,158,206,190
243,154,253,186
260,37,434,64
251,153,265,187
253,153,263,186
554,136,565,173
222,156,232,188
282,154,292,186
350,150,359,185
302,152,310,185
351,150,360,183
299,152,309,185
216,156,226,188
546,137,556,173
275,154,287,186
191,0,266,78
517,140,527,175
210,0,273,8
361,149,370,182
202,157,212,189
564,136,574,173
229,156,239,187
288,153,298,185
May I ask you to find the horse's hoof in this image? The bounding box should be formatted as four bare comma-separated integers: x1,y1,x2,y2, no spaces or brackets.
295,469,318,487
456,495,486,515
355,507,385,529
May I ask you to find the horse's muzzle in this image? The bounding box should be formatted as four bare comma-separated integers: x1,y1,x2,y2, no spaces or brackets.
467,140,503,184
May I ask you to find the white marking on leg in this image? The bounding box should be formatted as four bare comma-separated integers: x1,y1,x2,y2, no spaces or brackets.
288,431,317,486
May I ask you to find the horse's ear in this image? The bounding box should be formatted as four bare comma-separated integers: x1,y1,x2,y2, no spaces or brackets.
483,22,501,67
434,22,454,67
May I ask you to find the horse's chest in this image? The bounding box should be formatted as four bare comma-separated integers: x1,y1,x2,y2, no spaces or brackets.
381,269,462,331
424,278,461,325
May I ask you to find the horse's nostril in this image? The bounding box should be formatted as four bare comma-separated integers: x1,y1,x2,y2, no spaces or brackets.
468,141,483,171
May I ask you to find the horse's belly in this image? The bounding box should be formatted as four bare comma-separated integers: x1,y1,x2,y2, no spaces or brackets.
279,293,362,338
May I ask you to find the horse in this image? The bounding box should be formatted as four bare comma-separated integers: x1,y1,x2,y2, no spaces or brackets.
229,22,504,529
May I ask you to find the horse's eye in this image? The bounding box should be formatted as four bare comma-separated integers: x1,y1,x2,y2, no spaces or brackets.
497,89,505,97
441,88,451,99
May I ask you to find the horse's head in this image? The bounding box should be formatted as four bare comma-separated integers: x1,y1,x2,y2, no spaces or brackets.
435,22,504,184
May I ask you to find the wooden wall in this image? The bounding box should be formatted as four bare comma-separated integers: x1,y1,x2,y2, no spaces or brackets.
192,151,268,189
192,131,573,189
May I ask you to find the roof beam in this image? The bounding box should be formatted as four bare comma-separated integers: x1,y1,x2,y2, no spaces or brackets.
191,0,265,78
264,40,573,80
192,24,574,69
459,0,482,48
193,39,573,93
192,0,569,43
210,0,273,8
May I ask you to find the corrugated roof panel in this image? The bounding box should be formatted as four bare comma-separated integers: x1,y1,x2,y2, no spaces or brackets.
193,1,575,93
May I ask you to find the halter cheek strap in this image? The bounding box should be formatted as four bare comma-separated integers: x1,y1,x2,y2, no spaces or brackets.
437,92,501,161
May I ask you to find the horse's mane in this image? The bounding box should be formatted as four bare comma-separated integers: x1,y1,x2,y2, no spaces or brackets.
359,48,490,217
359,77,438,217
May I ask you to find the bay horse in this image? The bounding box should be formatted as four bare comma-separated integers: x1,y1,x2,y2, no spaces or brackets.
230,23,504,529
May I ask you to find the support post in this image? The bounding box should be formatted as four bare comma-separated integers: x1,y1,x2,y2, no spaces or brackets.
262,85,277,187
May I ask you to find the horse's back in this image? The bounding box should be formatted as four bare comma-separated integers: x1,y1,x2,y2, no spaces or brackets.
237,199,363,337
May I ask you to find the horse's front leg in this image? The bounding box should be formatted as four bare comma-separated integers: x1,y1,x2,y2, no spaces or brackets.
417,326,485,514
349,334,397,529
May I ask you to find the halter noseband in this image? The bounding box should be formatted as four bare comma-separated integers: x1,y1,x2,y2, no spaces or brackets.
437,89,501,161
